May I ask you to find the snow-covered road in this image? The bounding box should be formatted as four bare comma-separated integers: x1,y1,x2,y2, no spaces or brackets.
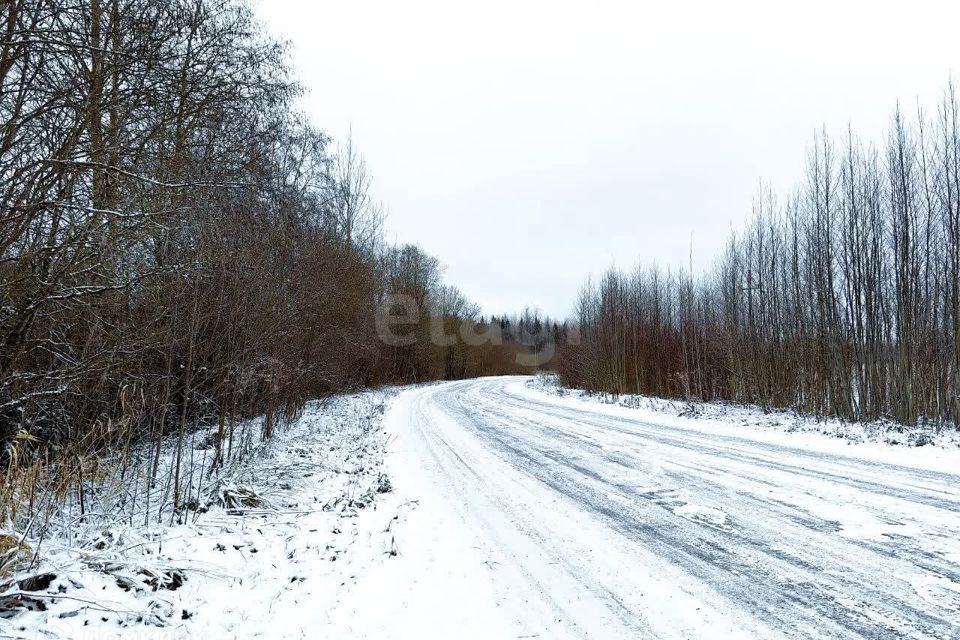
380,376,960,640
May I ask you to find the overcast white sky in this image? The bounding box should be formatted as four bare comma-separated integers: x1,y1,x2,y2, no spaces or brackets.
257,0,960,318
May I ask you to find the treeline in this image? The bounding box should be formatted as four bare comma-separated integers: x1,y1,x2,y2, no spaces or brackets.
560,84,960,426
488,309,567,368
0,0,525,521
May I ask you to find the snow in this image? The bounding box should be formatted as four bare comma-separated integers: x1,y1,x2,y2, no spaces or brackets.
673,503,729,527
524,372,960,472
526,372,960,452
1,391,401,639
5,375,960,639
373,376,960,638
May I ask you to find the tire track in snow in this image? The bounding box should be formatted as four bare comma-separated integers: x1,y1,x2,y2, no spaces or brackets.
396,377,960,639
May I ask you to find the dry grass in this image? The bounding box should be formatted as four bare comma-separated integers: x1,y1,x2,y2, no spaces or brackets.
0,532,32,577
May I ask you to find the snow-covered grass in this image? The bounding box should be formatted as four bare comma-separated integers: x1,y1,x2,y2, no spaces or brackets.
529,372,960,450
0,390,401,639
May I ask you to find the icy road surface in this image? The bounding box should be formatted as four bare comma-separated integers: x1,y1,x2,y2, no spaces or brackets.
377,376,960,640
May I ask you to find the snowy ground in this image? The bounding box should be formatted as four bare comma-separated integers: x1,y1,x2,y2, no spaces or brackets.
379,376,960,639
0,391,404,639
527,373,960,450
5,376,960,639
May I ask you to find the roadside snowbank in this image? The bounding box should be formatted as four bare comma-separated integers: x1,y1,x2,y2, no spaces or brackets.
1,390,399,639
528,373,960,451
519,373,960,480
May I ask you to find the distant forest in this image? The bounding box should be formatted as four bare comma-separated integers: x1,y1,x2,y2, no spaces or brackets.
560,86,960,427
